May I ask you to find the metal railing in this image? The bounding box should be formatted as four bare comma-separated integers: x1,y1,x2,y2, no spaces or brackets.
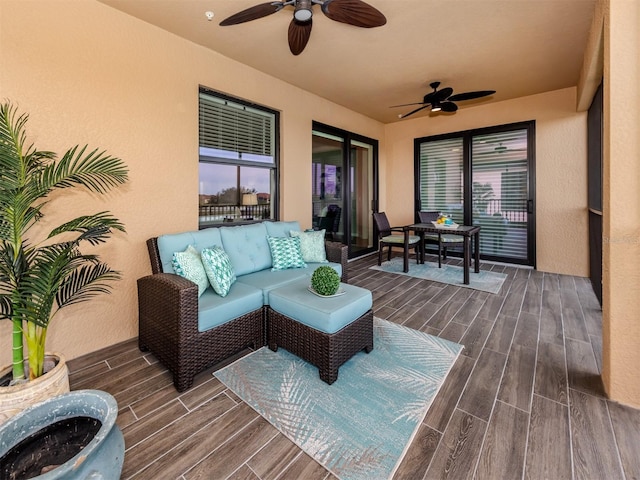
198,204,271,224
479,199,528,223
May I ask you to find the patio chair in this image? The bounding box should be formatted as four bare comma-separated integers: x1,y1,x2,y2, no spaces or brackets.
417,211,464,262
317,204,341,240
373,212,420,272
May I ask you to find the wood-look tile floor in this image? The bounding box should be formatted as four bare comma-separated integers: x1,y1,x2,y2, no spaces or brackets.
68,253,640,480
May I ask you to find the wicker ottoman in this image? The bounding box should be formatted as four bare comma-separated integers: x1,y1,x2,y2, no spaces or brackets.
267,279,373,384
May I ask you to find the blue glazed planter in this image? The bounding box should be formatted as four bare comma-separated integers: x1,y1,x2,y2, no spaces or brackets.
0,389,124,479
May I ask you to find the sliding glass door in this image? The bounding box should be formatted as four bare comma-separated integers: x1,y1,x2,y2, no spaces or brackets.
415,122,535,266
312,123,378,259
349,139,375,257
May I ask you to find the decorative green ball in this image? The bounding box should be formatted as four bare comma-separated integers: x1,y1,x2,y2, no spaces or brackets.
311,266,341,296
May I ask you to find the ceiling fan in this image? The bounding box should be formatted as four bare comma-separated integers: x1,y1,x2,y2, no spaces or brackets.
219,0,386,55
391,82,496,119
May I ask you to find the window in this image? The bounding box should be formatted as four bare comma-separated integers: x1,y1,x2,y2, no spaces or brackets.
198,88,279,227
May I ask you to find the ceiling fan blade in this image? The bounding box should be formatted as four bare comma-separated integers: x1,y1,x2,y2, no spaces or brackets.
288,18,312,55
448,90,496,102
321,0,387,28
219,2,285,26
389,102,426,108
432,87,454,103
440,101,458,112
400,105,430,119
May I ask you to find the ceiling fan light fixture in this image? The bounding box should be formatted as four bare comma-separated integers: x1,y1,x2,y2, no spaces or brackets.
431,104,442,112
294,0,313,22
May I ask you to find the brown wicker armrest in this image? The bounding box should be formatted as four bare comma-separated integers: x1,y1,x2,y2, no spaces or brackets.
137,272,200,344
324,240,349,283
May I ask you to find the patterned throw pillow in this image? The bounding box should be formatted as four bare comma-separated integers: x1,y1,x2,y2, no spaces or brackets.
290,230,327,263
171,245,209,297
201,246,236,297
267,236,307,271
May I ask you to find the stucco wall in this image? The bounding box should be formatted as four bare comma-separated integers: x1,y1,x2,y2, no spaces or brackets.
383,88,589,276
602,0,640,408
0,0,384,363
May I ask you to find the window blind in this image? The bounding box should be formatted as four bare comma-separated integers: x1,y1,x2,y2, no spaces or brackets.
199,92,275,164
418,137,464,225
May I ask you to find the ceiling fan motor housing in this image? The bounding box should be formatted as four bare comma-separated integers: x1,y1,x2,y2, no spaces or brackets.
294,0,313,22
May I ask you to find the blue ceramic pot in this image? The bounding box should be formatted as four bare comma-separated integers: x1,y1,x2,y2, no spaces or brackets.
0,389,124,479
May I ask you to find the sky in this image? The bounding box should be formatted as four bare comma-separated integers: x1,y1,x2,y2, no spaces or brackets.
199,163,270,195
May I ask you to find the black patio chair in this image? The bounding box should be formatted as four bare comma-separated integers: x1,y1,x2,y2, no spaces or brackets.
372,212,420,273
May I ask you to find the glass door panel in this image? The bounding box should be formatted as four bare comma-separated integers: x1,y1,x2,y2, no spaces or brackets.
312,132,344,241
472,130,529,261
349,140,374,256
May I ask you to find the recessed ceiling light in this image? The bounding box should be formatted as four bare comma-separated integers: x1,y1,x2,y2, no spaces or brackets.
205,11,214,21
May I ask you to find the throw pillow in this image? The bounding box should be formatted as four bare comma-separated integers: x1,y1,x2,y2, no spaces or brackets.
201,246,236,297
267,236,307,271
290,229,328,263
171,245,209,297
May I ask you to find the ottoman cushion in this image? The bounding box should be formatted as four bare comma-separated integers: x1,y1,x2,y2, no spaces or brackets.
268,280,372,334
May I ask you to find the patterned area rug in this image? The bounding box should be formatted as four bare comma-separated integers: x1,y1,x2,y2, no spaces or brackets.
370,257,507,294
214,318,462,480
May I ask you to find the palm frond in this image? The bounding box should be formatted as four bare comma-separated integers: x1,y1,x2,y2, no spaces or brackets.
48,212,126,245
0,193,46,243
39,145,128,194
0,103,55,191
56,263,120,308
0,294,13,320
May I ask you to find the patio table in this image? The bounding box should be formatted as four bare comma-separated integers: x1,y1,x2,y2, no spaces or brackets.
409,223,481,285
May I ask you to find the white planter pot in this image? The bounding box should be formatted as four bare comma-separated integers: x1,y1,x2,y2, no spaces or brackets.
0,352,70,424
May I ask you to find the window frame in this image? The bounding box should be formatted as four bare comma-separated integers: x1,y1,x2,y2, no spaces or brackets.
198,87,280,227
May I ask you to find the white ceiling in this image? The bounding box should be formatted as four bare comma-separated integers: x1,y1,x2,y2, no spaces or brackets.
98,0,597,124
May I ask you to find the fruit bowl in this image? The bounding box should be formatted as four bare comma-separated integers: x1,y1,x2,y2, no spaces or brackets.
431,221,459,229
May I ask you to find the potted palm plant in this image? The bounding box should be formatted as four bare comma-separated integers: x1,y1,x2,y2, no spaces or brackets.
0,101,128,420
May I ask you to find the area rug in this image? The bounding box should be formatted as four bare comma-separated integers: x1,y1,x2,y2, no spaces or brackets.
214,318,462,480
370,257,507,294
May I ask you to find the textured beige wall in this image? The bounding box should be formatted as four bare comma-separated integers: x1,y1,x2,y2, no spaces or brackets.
383,88,589,276
601,0,640,408
0,0,384,364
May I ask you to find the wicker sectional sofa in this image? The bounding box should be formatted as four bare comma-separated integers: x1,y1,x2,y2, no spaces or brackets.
137,221,348,392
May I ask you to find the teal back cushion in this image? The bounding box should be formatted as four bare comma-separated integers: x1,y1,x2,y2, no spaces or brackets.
220,223,271,276
157,228,223,274
264,221,301,237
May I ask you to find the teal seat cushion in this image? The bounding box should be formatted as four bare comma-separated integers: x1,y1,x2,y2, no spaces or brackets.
235,262,342,304
424,233,464,243
198,282,263,333
382,234,420,244
235,268,310,304
264,221,301,237
220,223,271,276
440,234,465,243
157,228,224,274
269,280,372,334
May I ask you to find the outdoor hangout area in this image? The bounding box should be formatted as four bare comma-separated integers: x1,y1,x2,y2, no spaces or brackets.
2,1,640,479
